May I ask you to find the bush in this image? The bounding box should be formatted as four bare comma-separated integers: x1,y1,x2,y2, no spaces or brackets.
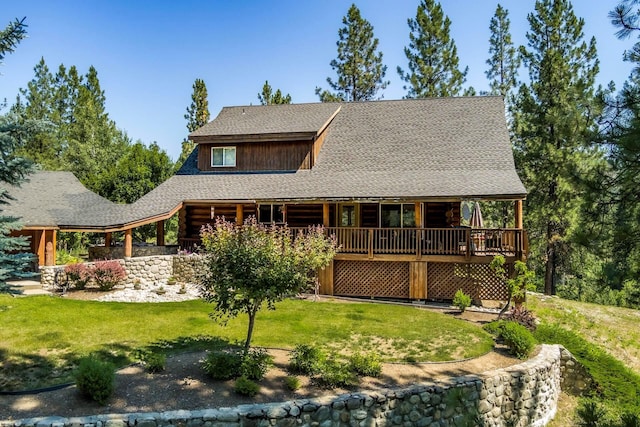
315,358,356,389
453,289,472,312
143,352,166,373
503,306,537,331
91,260,126,291
64,263,91,290
241,348,273,381
289,344,326,375
500,321,536,359
202,350,243,380
348,352,382,377
285,375,301,391
483,320,506,337
234,376,260,396
75,356,115,405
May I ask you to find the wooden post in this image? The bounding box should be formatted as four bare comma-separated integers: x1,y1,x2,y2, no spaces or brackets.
514,200,523,229
414,202,422,227
322,203,330,227
318,260,334,295
156,220,165,246
36,229,46,266
105,232,112,247
236,204,244,225
124,228,132,258
49,230,57,266
415,202,422,260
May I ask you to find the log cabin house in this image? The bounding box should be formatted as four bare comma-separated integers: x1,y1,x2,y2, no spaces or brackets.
4,97,527,302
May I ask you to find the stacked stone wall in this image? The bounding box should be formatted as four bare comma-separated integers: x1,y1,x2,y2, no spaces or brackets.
172,254,204,283
1,345,592,427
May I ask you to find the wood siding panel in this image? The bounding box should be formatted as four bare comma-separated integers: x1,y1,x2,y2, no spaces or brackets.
286,204,324,227
198,141,313,172
184,204,256,239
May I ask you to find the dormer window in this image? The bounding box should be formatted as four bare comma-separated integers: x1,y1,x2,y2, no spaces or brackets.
212,146,236,167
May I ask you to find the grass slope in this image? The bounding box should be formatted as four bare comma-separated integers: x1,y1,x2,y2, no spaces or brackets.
0,296,493,390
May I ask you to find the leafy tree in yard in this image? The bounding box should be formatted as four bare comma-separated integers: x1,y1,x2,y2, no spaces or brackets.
397,0,468,98
316,4,388,102
177,78,209,170
512,0,603,295
490,255,536,318
485,4,519,100
199,217,337,353
0,18,37,290
258,80,291,105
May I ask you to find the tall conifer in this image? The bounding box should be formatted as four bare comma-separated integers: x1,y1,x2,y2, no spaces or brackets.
177,78,210,169
486,4,519,100
316,4,388,102
513,0,602,295
258,81,292,105
397,0,467,98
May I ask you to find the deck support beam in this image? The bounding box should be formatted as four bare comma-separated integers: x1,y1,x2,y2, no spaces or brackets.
322,203,330,227
124,228,132,258
515,200,523,229
156,220,165,246
236,204,244,225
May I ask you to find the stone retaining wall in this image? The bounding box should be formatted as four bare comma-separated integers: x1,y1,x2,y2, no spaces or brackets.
40,255,197,289
1,345,591,427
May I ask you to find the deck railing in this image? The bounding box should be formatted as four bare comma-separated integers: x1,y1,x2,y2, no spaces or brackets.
322,227,524,258
180,227,524,259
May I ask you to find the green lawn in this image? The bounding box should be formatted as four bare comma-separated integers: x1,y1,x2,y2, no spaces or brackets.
0,295,493,391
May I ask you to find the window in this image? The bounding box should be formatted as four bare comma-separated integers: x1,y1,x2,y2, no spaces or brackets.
258,204,285,224
381,204,416,228
340,205,357,227
211,146,236,167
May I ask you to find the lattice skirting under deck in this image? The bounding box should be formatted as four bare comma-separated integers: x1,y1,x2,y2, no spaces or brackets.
427,262,509,301
334,260,410,298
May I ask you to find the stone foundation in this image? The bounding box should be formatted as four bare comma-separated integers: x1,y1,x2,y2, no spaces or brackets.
0,345,592,427
88,245,179,261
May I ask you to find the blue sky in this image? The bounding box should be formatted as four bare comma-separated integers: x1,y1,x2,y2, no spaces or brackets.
0,1,634,161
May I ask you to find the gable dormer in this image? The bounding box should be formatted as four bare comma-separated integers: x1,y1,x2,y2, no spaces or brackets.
189,103,341,173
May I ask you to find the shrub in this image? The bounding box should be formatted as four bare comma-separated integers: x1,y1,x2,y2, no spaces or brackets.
91,260,126,291
289,344,326,375
348,352,382,377
202,350,243,380
241,348,273,381
576,399,606,427
500,321,536,359
235,376,260,396
166,276,177,285
315,358,356,389
504,306,537,331
75,356,115,405
453,289,472,312
483,320,506,337
285,375,301,391
64,263,91,290
143,352,166,373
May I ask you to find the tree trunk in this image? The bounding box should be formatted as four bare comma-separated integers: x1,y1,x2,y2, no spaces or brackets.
544,236,556,295
244,309,257,354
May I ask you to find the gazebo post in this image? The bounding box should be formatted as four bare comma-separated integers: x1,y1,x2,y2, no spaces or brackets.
124,228,132,258
105,232,112,247
236,204,243,225
156,220,165,246
514,200,523,229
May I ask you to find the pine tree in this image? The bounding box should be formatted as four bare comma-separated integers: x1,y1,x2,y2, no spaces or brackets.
316,4,388,102
397,0,468,98
485,4,519,99
513,0,602,295
0,18,36,289
258,81,292,105
177,78,210,169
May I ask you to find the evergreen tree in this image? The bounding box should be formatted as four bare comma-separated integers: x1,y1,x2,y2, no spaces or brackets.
177,78,210,169
486,4,519,99
512,0,602,295
0,17,36,289
258,81,292,105
316,4,388,102
397,0,468,98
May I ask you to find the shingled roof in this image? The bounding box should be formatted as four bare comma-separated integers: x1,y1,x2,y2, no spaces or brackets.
5,97,526,230
1,171,130,229
138,97,526,218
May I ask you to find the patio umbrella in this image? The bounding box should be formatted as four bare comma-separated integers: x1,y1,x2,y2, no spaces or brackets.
470,202,484,228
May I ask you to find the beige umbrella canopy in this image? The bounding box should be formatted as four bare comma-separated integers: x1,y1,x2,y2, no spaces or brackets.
470,201,484,229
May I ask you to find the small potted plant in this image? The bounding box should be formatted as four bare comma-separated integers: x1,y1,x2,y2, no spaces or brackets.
177,284,187,294
155,286,167,295
166,276,177,286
